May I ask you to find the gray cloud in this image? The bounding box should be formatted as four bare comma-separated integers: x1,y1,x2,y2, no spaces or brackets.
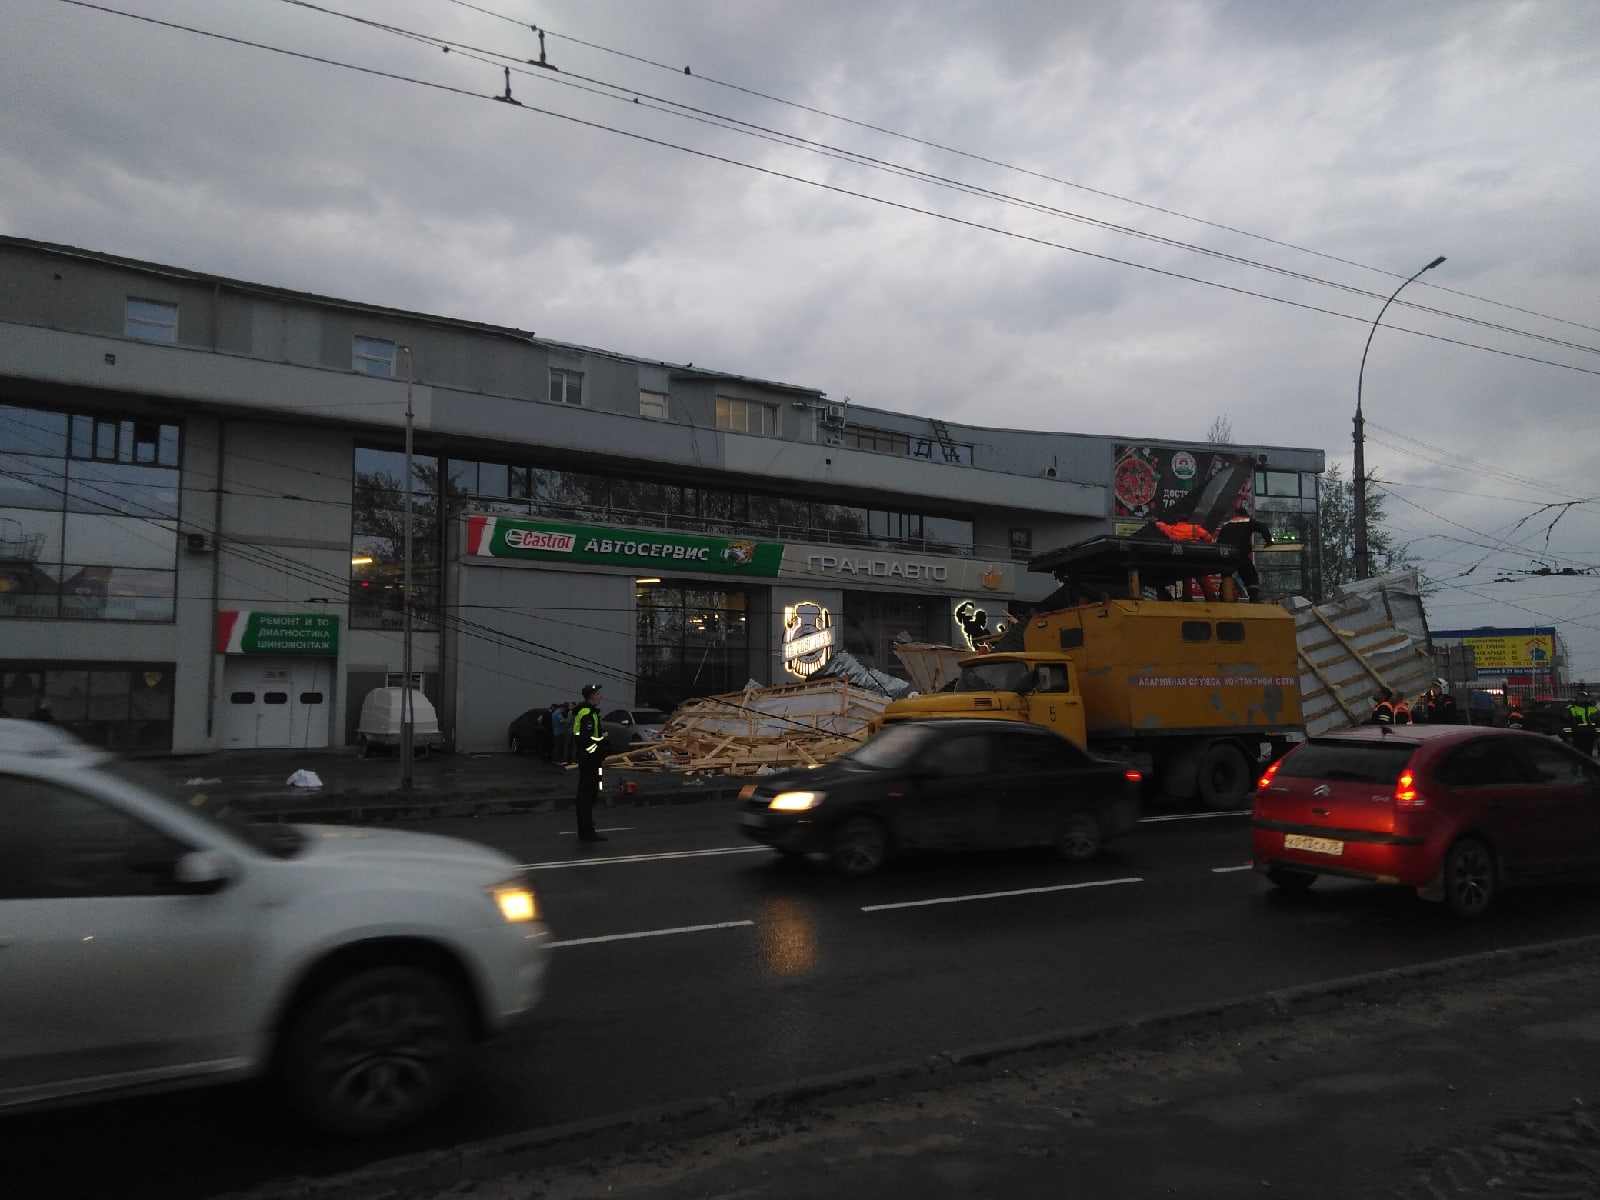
4,0,1598,675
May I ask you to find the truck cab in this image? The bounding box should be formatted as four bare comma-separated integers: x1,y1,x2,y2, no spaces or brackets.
880,651,1087,746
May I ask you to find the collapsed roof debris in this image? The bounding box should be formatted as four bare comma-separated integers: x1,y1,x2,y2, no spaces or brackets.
605,677,890,776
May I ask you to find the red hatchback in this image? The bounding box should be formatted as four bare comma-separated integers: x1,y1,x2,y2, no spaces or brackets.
1253,725,1600,917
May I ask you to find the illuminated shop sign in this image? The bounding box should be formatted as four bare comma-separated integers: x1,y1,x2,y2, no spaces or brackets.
781,548,1013,595
952,598,1012,651
782,602,836,678
467,516,784,575
801,553,947,582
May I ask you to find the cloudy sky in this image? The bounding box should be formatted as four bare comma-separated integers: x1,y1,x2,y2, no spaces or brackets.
6,0,1599,680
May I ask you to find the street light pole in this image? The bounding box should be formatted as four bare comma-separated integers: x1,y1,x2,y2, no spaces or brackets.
1353,255,1445,580
400,346,415,791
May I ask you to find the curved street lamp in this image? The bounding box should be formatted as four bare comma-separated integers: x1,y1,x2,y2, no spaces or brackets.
1353,255,1445,580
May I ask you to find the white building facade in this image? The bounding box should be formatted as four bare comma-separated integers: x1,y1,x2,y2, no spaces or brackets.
0,237,1325,753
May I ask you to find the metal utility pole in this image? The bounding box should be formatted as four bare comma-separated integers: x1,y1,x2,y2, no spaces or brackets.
400,346,415,790
1353,255,1445,579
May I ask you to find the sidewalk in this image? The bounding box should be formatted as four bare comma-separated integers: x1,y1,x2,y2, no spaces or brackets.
235,936,1600,1200
135,745,738,823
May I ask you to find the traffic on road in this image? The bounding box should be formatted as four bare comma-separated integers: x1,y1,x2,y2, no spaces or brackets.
9,784,1600,1200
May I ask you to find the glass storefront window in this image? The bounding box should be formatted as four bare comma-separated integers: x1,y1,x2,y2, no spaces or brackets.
351,446,441,630
635,583,752,707
0,403,179,623
1,664,174,751
432,456,976,559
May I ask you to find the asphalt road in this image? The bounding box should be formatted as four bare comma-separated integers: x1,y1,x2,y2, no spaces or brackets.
15,803,1600,1200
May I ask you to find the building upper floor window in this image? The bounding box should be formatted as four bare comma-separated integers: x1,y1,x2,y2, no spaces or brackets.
716,396,777,436
550,368,584,406
639,390,669,420
841,426,910,455
124,298,177,344
352,336,397,377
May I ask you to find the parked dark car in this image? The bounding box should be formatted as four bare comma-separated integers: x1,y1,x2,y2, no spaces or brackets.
507,706,555,757
1253,724,1600,917
735,718,1142,877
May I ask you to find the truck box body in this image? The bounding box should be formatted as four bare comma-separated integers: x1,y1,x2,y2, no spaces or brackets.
1037,600,1302,738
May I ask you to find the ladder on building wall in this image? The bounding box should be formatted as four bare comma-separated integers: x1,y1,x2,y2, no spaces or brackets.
929,418,963,463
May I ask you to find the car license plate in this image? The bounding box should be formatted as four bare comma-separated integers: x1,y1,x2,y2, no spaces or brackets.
738,812,766,828
1284,833,1344,856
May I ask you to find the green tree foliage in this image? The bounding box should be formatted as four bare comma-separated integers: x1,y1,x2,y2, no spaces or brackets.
1317,463,1413,591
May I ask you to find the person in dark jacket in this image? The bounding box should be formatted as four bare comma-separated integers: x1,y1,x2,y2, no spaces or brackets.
26,696,56,722
1424,682,1458,725
571,685,609,842
1213,506,1274,602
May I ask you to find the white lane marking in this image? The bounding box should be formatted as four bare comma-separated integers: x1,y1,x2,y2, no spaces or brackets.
1212,863,1255,873
519,845,770,871
862,876,1142,912
555,826,633,836
1139,809,1251,823
553,919,754,948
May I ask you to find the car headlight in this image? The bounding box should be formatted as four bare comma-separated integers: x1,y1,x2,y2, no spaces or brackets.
488,879,540,923
770,790,824,811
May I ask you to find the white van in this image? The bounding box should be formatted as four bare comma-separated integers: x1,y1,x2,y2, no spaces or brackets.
356,686,445,757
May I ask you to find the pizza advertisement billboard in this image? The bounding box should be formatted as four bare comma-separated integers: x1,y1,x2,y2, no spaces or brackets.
1112,445,1257,526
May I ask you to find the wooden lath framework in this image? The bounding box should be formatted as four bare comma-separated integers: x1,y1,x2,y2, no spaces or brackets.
605,678,890,776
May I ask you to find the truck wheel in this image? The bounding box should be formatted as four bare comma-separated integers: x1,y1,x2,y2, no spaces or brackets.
1055,811,1102,863
1197,742,1252,811
279,965,472,1138
829,816,890,878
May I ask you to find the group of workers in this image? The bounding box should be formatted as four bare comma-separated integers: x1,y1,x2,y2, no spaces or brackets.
1369,681,1457,726
1368,683,1598,755
1154,505,1274,603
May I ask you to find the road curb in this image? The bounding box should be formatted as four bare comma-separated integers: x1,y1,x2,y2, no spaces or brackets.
233,784,743,824
225,931,1600,1200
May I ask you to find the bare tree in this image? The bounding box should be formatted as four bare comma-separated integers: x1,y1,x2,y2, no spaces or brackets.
1206,414,1234,444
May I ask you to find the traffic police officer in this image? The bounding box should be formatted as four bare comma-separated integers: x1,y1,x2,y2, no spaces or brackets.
573,684,609,841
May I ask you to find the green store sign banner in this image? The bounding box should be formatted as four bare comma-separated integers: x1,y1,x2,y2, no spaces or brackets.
217,610,340,655
466,515,786,576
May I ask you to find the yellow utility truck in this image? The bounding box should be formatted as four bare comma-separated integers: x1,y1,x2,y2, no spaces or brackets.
881,536,1304,809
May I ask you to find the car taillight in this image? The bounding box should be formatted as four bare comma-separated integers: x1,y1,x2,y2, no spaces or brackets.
1124,769,1142,784
1257,759,1281,791
1393,768,1424,807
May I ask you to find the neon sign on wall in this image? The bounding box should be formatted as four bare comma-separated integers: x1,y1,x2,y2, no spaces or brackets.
782,602,836,678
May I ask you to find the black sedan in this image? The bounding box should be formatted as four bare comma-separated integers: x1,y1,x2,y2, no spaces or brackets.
736,718,1142,876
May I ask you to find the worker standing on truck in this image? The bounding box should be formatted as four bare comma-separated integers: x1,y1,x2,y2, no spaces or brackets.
1154,518,1219,601
1213,506,1274,602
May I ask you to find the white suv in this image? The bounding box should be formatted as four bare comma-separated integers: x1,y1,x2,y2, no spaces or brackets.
0,719,550,1136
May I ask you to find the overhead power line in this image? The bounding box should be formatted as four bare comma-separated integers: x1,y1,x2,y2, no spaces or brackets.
441,0,1600,341
282,0,1600,364
51,0,1600,382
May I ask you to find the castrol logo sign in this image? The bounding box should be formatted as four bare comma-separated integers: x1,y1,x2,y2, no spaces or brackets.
505,528,576,553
